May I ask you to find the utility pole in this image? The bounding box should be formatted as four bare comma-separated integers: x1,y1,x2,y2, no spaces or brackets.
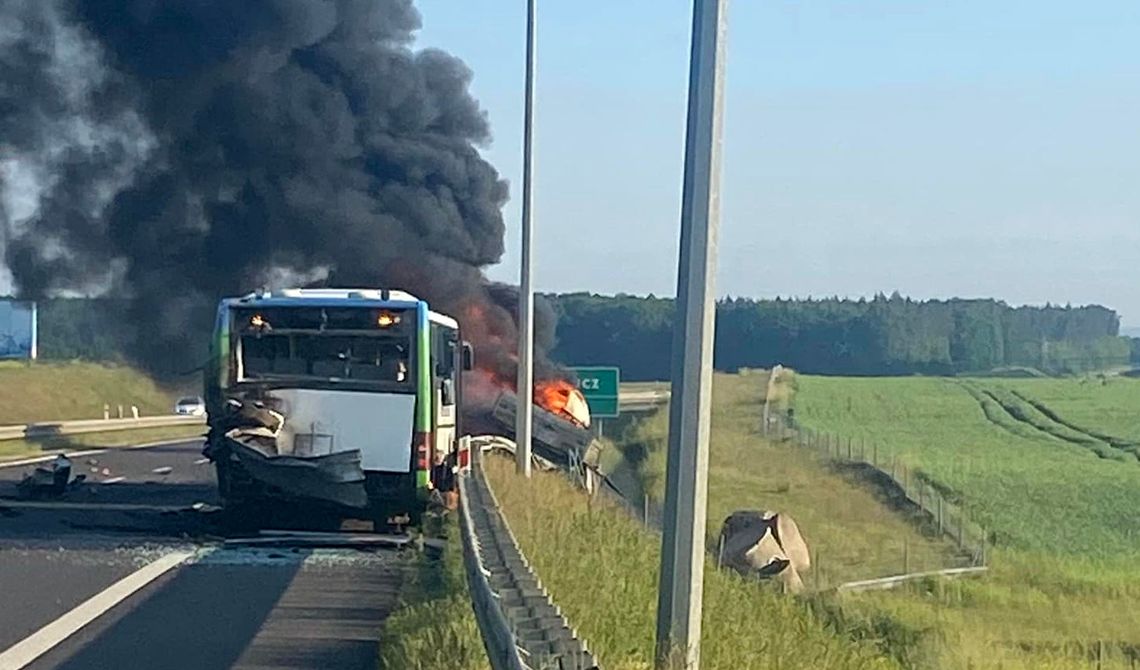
654,0,728,668
515,0,538,477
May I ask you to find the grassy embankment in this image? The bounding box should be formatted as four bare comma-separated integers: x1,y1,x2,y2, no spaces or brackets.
792,374,1140,668
623,372,963,586
485,455,900,670
378,519,488,670
0,361,201,461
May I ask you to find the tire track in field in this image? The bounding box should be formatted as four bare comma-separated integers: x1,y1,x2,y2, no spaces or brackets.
1009,390,1140,451
956,382,1056,443
960,382,1136,462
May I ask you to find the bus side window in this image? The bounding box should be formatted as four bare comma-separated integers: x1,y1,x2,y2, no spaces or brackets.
433,325,457,406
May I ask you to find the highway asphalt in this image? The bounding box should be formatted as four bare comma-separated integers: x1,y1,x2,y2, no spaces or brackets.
0,440,411,670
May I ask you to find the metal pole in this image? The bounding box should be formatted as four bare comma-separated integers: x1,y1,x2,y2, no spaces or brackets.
655,0,728,667
515,0,538,478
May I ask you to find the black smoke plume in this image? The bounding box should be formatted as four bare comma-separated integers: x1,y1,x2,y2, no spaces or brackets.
0,0,557,382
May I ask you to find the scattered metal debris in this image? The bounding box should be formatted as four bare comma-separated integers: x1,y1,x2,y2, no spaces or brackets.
16,455,87,499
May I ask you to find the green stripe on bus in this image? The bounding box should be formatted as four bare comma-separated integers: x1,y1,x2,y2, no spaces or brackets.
416,303,431,432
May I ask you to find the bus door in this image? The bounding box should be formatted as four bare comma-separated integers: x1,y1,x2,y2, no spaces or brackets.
430,324,459,488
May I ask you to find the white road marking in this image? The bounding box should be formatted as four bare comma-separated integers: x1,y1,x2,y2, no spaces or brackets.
0,438,201,471
0,550,194,670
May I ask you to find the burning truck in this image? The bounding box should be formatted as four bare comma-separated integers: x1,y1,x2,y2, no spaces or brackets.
464,372,596,470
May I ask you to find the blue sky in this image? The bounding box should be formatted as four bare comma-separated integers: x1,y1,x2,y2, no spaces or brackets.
415,0,1140,326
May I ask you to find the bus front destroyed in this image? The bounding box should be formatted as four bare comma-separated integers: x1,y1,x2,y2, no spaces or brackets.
203,289,470,522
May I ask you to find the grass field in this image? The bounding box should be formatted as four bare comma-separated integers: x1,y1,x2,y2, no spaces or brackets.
1002,377,1140,445
794,375,1140,556
618,373,965,586
792,374,1140,667
0,361,182,424
484,455,899,670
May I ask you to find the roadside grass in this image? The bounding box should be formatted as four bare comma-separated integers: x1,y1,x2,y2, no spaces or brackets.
0,425,205,463
621,373,963,585
378,519,489,670
792,374,1140,667
0,360,180,424
484,455,899,670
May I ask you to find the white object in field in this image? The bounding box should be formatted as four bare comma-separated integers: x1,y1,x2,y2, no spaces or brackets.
267,389,414,472
564,388,591,428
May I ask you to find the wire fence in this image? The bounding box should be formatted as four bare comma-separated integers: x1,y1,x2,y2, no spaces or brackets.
763,411,988,567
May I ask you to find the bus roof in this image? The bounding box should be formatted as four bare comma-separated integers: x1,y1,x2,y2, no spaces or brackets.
221,288,459,329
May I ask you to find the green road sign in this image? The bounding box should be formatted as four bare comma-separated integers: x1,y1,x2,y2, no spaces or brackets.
570,366,620,418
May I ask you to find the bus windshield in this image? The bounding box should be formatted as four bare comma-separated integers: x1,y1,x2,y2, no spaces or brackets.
239,332,411,386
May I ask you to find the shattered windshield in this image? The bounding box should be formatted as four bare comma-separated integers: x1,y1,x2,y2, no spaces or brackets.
239,333,411,386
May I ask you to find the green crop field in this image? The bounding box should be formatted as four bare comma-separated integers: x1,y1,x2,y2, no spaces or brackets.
794,375,1140,556
793,374,1140,667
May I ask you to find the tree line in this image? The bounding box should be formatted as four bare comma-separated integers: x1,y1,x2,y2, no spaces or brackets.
546,292,1133,380
11,294,1137,381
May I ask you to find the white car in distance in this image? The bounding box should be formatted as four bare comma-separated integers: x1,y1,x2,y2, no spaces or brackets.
174,396,206,416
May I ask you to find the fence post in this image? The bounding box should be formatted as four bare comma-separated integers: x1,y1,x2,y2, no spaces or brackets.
717,534,725,568
117,405,124,419
860,438,866,462
643,494,649,526
903,464,909,496
918,481,925,514
903,538,910,573
846,436,852,460
937,496,944,536
957,510,964,546
873,443,878,468
103,404,110,420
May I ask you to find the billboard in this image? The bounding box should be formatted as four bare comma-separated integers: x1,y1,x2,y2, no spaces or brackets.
0,300,37,359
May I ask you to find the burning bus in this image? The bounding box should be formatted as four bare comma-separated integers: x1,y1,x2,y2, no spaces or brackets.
203,288,472,521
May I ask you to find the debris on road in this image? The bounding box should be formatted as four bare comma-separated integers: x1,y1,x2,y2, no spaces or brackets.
193,458,210,465
101,468,111,476
152,466,174,475
102,476,126,485
17,454,87,499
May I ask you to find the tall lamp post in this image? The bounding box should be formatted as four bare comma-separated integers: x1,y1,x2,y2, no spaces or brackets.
654,0,729,667
516,0,538,477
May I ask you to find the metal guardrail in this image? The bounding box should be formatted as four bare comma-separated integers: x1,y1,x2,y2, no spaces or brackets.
0,415,205,441
460,436,599,670
617,389,669,413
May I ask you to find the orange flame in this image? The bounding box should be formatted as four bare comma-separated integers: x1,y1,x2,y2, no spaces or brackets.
535,379,590,428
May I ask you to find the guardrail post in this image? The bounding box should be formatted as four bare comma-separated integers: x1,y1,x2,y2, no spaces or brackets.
117,405,124,419
103,404,110,420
